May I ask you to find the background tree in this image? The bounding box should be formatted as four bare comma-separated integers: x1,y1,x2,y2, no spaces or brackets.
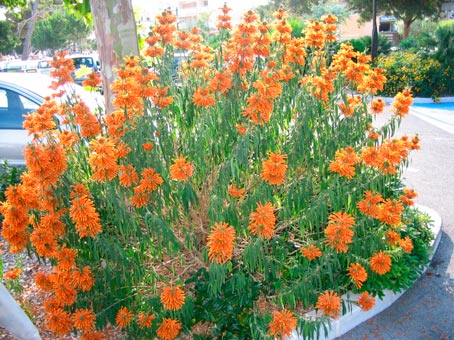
31,9,91,53
0,0,25,8
345,0,443,39
0,20,19,55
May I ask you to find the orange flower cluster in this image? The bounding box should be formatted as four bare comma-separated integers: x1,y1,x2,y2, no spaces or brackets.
72,101,101,137
228,184,245,198
338,95,362,116
153,9,178,45
261,152,287,185
357,190,383,218
347,263,368,289
69,184,102,238
357,67,387,94
193,86,216,107
160,285,186,311
24,142,67,188
361,136,416,175
216,3,232,30
156,318,182,340
370,251,392,275
242,70,283,124
170,155,194,181
50,51,75,87
137,312,155,329
329,147,359,179
400,188,418,206
268,309,297,339
324,212,355,253
207,222,236,264
131,167,164,208
358,291,375,311
300,245,323,261
248,202,276,239
88,137,120,182
392,89,413,117
4,267,22,280
316,290,342,318
370,97,386,114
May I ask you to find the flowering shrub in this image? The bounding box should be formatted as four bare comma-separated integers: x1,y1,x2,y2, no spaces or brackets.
376,51,454,97
0,7,433,340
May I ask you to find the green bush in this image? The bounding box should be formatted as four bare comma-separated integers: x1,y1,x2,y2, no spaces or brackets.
376,52,452,97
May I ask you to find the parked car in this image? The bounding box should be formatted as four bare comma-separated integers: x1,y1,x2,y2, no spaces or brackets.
0,73,104,166
68,53,101,86
36,59,54,76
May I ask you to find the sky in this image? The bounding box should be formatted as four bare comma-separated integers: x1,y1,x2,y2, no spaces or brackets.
132,0,270,24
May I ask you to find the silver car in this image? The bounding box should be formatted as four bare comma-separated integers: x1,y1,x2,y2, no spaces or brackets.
0,73,103,166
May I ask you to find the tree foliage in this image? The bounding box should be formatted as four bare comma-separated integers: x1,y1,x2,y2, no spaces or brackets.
31,9,91,52
0,0,25,8
0,20,19,54
345,0,443,38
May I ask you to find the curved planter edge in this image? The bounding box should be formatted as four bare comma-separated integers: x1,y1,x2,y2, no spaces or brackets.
290,204,442,340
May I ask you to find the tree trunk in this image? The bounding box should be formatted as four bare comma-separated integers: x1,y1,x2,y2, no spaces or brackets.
403,19,412,39
21,0,40,60
90,0,139,113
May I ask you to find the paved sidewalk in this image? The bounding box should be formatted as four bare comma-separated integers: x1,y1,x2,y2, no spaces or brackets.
338,108,454,339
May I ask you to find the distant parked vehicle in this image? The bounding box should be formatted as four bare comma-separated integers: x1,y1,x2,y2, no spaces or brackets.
36,59,54,76
0,73,104,165
68,53,101,86
2,60,40,73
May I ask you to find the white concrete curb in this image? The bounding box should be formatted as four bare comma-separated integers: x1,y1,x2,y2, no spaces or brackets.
289,204,442,340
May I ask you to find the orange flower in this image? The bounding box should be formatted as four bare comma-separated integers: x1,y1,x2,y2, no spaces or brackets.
160,285,186,311
137,312,155,329
156,318,182,340
378,199,403,226
248,202,276,239
4,267,22,280
193,86,216,107
268,309,297,339
207,222,236,264
398,236,414,253
347,263,368,289
69,188,102,238
138,168,164,192
357,190,383,218
72,308,96,332
358,291,375,311
235,123,248,135
142,142,154,151
169,155,193,181
370,251,392,275
45,308,72,335
118,164,139,187
370,97,386,114
300,245,323,260
400,188,417,206
261,152,287,185
115,306,134,329
392,89,413,117
324,212,355,253
386,229,401,246
228,184,245,198
316,290,342,318
329,147,359,179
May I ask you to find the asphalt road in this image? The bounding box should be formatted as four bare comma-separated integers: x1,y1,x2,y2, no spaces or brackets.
337,108,454,340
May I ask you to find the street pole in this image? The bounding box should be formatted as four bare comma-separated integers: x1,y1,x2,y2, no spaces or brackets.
371,0,378,63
